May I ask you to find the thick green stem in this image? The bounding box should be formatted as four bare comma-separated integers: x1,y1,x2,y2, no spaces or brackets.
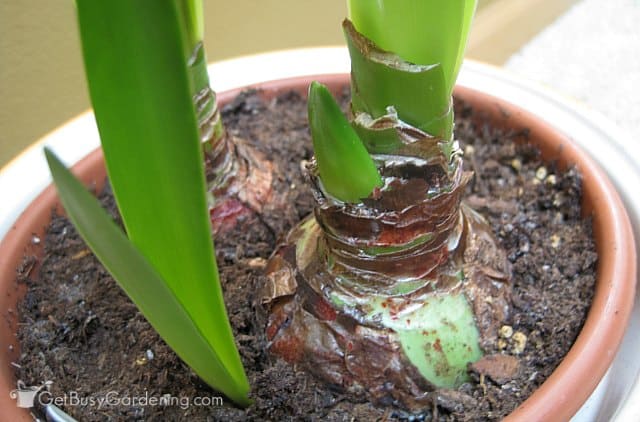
348,0,477,96
189,42,224,148
178,0,205,59
178,0,225,149
177,0,234,203
346,0,477,148
344,20,453,142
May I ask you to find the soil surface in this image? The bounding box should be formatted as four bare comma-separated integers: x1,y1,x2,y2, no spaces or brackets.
14,90,596,421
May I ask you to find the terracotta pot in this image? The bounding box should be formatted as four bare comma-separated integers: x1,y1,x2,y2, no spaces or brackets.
0,74,635,421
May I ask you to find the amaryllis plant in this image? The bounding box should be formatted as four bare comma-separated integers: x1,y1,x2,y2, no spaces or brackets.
263,0,511,410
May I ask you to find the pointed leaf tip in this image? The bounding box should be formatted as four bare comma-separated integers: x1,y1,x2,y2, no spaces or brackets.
44,147,251,406
308,82,382,203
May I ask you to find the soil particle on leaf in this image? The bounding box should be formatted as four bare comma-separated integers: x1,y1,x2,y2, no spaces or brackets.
14,91,596,421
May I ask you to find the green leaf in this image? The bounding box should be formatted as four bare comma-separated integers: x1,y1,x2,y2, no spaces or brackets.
308,81,383,203
75,0,249,404
347,0,477,96
45,149,250,406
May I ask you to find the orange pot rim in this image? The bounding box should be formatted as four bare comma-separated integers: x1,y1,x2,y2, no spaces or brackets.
0,74,635,421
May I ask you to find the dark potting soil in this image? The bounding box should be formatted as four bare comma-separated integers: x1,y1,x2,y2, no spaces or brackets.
14,90,596,421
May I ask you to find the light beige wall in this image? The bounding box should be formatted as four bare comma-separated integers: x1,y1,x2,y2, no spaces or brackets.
1,1,87,168
467,0,577,64
0,0,575,168
0,0,346,168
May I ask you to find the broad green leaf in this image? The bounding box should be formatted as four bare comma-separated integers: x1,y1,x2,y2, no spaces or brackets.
45,149,250,406
75,0,249,403
308,81,382,203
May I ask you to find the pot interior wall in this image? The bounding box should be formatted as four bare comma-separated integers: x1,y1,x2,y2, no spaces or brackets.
0,149,106,419
0,74,634,421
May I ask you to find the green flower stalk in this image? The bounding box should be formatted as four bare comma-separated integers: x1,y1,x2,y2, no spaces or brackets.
347,0,476,155
178,0,205,54
178,0,226,169
348,0,475,97
348,0,475,144
263,0,512,411
180,0,277,235
344,19,452,143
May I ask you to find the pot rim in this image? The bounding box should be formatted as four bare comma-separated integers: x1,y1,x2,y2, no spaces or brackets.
0,70,635,421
